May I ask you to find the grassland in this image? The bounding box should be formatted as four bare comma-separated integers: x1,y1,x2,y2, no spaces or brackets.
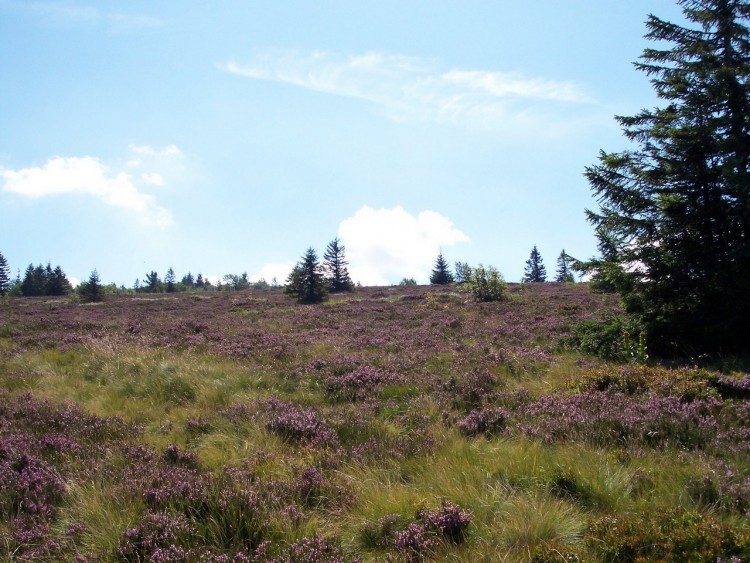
1,283,748,561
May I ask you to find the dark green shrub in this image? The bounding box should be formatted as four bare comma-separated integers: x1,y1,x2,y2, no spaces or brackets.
466,264,507,302
564,315,645,361
587,509,750,562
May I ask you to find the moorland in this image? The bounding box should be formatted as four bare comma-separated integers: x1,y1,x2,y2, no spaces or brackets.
1,283,749,561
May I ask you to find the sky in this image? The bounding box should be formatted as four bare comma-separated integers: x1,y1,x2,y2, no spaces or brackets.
0,1,687,287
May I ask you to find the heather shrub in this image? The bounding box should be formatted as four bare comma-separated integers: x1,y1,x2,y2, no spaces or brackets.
713,373,750,400
117,510,199,561
359,513,409,549
456,407,508,437
196,484,268,552
587,509,750,562
163,443,201,469
442,369,498,412
0,452,66,520
324,365,401,402
359,500,472,560
573,364,718,401
282,535,350,563
262,398,339,448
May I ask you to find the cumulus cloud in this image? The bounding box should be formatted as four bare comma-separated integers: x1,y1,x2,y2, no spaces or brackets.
251,262,296,285
0,145,182,228
338,206,470,286
220,50,594,134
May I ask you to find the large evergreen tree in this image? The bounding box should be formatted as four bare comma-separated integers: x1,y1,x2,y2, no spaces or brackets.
165,267,177,293
523,246,547,282
143,271,161,293
285,247,328,304
79,269,103,303
583,0,750,354
323,237,354,292
555,250,575,283
47,265,71,296
430,252,454,285
21,264,45,296
0,252,10,295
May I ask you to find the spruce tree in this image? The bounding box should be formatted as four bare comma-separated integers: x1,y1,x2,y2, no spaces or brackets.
165,267,177,293
285,247,328,303
80,269,103,302
523,246,547,282
181,272,195,288
323,237,354,292
21,264,44,296
143,271,161,293
47,265,71,296
583,0,750,354
0,252,10,295
555,250,575,283
430,252,454,285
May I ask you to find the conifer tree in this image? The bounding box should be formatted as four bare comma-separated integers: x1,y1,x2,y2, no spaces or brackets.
523,246,547,282
181,272,195,289
47,265,71,296
79,269,103,302
143,271,161,293
285,247,328,303
555,250,575,283
323,237,354,292
583,0,750,353
165,267,177,293
0,251,10,295
430,251,454,285
21,264,44,296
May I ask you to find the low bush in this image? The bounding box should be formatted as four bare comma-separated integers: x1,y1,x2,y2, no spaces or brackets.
564,315,645,362
466,264,508,302
587,509,750,562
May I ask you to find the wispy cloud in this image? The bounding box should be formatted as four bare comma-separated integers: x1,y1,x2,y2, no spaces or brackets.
220,50,595,134
339,206,469,286
0,145,182,229
0,0,163,32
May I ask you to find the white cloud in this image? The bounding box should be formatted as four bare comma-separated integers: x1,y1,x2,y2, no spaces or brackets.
220,50,594,134
140,172,164,186
338,206,470,286
0,145,182,228
129,144,183,158
251,262,295,285
0,1,163,32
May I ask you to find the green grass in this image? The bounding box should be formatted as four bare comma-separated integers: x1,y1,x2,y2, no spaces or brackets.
2,286,748,561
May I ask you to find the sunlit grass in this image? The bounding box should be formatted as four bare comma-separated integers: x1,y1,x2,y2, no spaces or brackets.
2,285,748,561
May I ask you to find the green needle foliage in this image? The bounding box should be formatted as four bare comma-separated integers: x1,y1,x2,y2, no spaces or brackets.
583,0,750,355
285,247,328,304
523,245,547,283
430,252,454,285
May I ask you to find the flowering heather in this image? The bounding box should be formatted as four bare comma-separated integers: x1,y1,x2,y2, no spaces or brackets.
362,500,472,561
262,398,339,448
281,535,352,563
324,365,403,402
1,283,748,560
456,406,508,437
118,510,198,561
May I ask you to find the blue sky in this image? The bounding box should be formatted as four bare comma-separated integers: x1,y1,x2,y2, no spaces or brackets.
0,1,686,286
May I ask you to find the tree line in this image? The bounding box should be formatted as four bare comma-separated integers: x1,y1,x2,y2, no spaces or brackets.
0,241,575,304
